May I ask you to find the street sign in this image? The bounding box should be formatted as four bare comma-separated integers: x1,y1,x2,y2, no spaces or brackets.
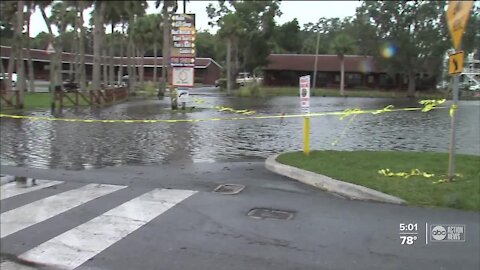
448,51,464,75
46,43,55,55
446,0,474,50
171,14,196,59
172,67,194,87
299,75,310,113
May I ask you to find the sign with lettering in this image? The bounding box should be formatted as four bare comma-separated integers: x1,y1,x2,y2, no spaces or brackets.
171,14,196,63
446,1,474,50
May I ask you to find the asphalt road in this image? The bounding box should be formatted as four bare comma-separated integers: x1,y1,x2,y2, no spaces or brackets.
1,161,479,270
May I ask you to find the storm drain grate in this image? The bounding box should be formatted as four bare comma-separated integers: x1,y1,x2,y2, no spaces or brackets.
213,184,245,195
247,208,295,220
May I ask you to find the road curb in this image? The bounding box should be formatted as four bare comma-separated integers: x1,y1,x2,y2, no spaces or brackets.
265,154,407,205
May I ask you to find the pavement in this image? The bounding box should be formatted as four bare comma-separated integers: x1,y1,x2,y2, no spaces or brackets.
1,161,479,270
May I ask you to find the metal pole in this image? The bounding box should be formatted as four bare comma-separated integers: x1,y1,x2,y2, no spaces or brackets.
312,29,320,89
226,38,232,95
447,74,459,181
183,0,186,13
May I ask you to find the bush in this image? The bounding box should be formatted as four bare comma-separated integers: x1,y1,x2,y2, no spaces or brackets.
142,82,157,96
235,82,265,97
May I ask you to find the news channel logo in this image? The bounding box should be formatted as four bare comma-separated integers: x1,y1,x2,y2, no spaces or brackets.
430,224,465,242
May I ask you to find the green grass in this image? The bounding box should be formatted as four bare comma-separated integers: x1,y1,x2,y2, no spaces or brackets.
277,151,480,211
248,86,449,99
1,93,91,112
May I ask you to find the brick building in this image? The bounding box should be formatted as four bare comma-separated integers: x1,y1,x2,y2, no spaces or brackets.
263,54,437,90
0,46,222,85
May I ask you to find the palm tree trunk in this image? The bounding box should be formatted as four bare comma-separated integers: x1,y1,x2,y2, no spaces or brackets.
78,4,86,90
407,70,416,97
128,17,135,92
103,48,108,87
153,42,157,84
93,2,106,91
140,48,144,85
340,55,345,96
26,4,35,93
109,24,115,86
15,0,25,108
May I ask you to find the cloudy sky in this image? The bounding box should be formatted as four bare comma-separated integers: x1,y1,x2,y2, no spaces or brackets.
29,1,362,37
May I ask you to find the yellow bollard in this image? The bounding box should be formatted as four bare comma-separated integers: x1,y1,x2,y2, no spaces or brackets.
303,117,310,156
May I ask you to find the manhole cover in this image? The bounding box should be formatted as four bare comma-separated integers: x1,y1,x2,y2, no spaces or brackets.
247,208,295,220
213,184,245,195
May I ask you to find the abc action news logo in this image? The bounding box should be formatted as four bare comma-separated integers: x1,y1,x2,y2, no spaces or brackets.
430,224,465,242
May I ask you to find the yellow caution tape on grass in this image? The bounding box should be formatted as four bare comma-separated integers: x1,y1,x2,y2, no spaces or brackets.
378,168,464,184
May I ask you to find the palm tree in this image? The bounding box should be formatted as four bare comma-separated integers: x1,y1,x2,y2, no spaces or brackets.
104,1,124,86
15,0,26,108
25,1,36,93
156,0,178,108
92,1,107,91
1,2,16,92
330,33,356,96
123,1,147,92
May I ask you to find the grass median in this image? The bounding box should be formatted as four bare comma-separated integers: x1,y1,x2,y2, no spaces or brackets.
277,151,480,211
235,85,449,99
1,92,91,112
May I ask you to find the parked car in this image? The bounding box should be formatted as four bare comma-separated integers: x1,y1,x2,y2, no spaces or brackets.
469,84,480,91
0,73,16,89
236,72,255,86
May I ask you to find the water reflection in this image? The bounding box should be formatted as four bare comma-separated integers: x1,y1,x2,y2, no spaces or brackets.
1,90,479,170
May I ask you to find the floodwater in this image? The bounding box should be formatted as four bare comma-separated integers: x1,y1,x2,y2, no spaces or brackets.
1,87,479,170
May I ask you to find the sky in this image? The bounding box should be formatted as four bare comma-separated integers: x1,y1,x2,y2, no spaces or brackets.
29,1,362,38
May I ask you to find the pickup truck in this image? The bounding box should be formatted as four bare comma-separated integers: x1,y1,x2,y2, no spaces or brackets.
236,72,263,86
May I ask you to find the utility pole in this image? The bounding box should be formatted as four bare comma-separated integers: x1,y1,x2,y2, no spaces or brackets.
227,38,232,95
312,28,320,90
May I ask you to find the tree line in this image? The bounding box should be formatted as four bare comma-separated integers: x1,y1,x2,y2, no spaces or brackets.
1,0,478,106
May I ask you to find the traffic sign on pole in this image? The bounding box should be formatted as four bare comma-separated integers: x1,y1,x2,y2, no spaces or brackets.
446,0,474,50
448,51,464,75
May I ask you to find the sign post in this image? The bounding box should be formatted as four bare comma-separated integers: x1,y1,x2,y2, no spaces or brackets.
446,0,474,181
299,75,311,156
171,14,196,110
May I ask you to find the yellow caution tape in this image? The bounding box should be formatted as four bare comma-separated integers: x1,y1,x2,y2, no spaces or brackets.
0,99,449,124
378,168,435,179
332,114,357,146
449,104,458,118
419,99,446,112
378,169,464,184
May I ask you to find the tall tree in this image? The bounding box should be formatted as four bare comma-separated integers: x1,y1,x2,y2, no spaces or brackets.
359,1,450,96
271,19,301,54
15,0,26,108
156,0,178,108
207,0,281,92
25,1,36,93
92,1,107,91
330,32,356,96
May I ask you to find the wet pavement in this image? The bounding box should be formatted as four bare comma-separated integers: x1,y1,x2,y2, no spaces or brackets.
1,163,479,270
1,87,479,170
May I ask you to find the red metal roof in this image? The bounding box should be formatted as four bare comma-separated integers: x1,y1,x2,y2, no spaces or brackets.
265,54,381,73
0,46,221,69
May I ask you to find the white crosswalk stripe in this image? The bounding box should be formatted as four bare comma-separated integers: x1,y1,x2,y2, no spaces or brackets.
16,188,197,270
0,179,197,270
1,179,64,200
1,183,126,238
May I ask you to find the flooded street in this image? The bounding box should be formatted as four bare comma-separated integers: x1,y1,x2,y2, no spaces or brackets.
1,87,479,170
